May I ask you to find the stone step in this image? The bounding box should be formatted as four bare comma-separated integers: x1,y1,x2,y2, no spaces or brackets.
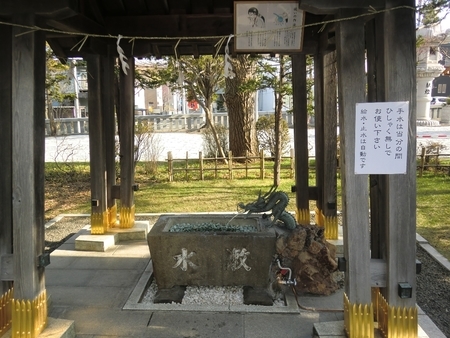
75,220,150,252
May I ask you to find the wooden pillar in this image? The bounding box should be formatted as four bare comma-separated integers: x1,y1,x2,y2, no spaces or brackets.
87,54,108,234
11,14,47,335
119,57,135,228
314,53,324,228
366,16,388,260
336,9,373,334
101,48,118,227
382,1,418,335
0,25,13,301
322,50,338,240
291,54,310,225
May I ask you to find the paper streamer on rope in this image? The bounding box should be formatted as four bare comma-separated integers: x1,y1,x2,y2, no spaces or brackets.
71,35,89,52
117,35,129,75
224,35,235,79
174,39,184,85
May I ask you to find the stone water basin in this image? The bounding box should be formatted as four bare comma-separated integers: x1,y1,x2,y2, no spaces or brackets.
147,213,276,290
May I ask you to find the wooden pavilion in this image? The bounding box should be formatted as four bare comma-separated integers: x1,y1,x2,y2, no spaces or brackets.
0,1,417,337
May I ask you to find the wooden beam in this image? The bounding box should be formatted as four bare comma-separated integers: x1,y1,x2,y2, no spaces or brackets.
85,0,105,25
144,0,169,14
152,44,162,59
47,14,106,35
86,54,107,227
102,47,118,223
192,44,199,59
97,0,125,15
12,13,46,299
370,259,387,288
87,37,110,56
1,255,14,281
0,24,13,294
314,52,324,218
46,39,68,60
123,0,148,15
0,0,78,17
119,57,136,227
292,54,310,221
335,9,371,304
322,50,338,218
103,14,233,37
383,0,416,307
298,0,385,15
366,16,387,260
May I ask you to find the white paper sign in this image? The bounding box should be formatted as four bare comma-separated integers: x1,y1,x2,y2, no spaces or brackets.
234,2,304,52
354,102,409,174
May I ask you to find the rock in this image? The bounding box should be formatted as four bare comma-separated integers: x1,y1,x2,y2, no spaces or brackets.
277,225,339,296
307,240,322,255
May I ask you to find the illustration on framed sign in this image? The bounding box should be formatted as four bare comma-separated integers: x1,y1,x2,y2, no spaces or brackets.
234,1,304,52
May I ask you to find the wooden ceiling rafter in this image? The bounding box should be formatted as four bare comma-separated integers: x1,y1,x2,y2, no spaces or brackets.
298,0,385,15
47,14,106,36
81,0,105,26
4,0,351,59
97,0,126,16
122,0,149,15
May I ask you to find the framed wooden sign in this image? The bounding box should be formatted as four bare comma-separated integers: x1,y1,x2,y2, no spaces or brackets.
234,1,304,52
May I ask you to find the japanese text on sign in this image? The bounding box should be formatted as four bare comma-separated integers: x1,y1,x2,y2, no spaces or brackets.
354,102,409,174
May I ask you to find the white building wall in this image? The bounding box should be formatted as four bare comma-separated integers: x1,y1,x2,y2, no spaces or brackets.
135,88,146,109
258,88,275,112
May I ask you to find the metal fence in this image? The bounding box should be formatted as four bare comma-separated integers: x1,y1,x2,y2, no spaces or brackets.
44,112,295,136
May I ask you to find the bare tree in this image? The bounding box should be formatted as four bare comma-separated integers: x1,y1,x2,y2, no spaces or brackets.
179,56,227,161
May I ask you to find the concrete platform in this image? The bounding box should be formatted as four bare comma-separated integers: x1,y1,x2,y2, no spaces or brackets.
3,317,75,338
42,214,448,338
313,314,443,338
74,220,150,251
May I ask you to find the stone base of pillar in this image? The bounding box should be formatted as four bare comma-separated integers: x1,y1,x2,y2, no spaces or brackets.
0,288,13,335
314,208,339,240
295,208,310,225
343,292,374,338
375,289,418,338
12,289,48,337
91,211,109,234
119,204,135,229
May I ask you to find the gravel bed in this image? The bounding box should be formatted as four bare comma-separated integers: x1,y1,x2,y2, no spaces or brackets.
45,215,450,337
140,280,287,307
416,245,450,337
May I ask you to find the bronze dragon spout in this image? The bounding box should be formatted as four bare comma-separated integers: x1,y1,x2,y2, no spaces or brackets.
238,186,297,230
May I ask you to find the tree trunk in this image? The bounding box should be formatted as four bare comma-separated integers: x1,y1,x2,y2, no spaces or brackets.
224,55,258,161
47,99,57,136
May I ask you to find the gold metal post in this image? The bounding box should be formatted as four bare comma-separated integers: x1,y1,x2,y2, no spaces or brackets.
120,204,135,228
11,289,47,338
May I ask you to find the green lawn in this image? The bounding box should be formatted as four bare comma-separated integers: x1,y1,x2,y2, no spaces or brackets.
416,172,450,259
45,162,450,260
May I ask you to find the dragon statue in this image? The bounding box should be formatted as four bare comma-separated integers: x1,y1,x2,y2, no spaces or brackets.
238,186,297,230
